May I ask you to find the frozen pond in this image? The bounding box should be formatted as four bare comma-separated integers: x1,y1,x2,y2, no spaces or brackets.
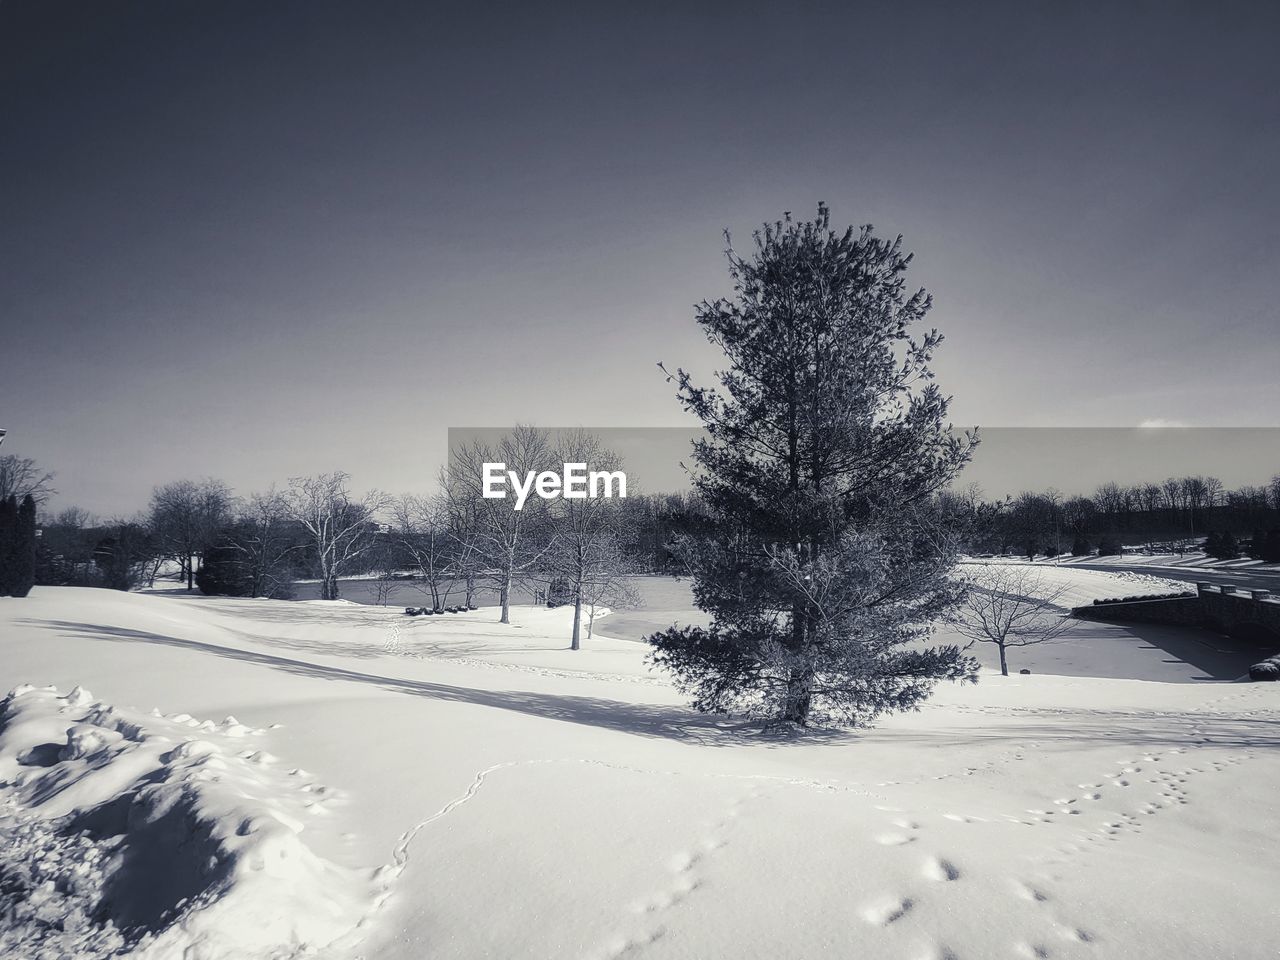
290,574,712,642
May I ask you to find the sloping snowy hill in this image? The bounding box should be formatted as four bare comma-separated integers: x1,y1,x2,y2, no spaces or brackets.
2,587,1278,959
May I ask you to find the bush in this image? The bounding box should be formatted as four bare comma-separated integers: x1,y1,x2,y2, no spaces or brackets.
1097,535,1123,557
1205,531,1239,561
1254,529,1280,564
91,525,155,591
1093,591,1195,605
1070,535,1092,557
1248,659,1280,681
195,545,254,597
546,576,573,608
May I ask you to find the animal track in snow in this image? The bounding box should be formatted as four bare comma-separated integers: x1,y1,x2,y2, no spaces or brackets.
922,856,961,882
609,785,760,956
1013,880,1050,903
1013,941,1052,959
876,831,918,845
860,894,914,926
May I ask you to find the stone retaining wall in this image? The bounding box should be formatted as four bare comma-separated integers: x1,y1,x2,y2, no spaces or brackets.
1073,582,1280,645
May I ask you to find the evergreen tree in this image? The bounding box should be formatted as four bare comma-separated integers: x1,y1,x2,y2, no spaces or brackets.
1096,535,1123,556
1203,531,1222,558
1264,529,1280,564
648,205,979,727
1217,531,1238,560
10,495,37,597
1249,529,1268,561
1070,535,1092,557
0,495,15,595
195,542,255,596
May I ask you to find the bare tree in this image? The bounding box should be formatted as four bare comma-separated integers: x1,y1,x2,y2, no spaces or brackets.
447,426,555,624
0,454,55,505
285,472,388,600
442,469,485,608
52,506,96,529
93,518,161,591
148,479,234,589
546,430,640,649
392,492,458,610
225,490,301,598
371,554,402,606
955,565,1075,676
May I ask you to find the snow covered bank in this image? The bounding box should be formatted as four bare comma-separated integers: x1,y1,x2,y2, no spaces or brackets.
959,560,1189,609
0,684,383,959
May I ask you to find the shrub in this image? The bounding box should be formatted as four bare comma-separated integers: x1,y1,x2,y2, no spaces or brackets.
1248,659,1280,681
1097,535,1123,557
1205,531,1239,560
1093,591,1195,605
195,545,255,597
1265,529,1280,564
1070,535,1092,557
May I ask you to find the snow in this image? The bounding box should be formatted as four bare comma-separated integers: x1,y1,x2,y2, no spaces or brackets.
959,559,1191,609
0,683,384,960
2,582,1279,959
1020,553,1280,575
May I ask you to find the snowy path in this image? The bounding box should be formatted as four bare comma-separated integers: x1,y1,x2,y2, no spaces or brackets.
2,587,1278,959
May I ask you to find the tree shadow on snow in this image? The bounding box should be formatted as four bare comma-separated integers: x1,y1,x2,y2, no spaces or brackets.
23,620,854,748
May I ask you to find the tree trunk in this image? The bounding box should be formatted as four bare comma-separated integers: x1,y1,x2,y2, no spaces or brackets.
499,569,511,624
998,642,1009,677
781,663,813,725
186,554,194,590
571,586,582,651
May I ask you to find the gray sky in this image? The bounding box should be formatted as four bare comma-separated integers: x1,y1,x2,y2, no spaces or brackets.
3,1,1278,516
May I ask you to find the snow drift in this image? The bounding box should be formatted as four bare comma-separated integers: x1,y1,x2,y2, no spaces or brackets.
0,684,384,960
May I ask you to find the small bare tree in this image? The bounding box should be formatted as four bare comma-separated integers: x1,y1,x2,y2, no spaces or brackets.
392,492,458,610
447,426,556,624
285,472,389,600
546,430,640,649
0,454,56,505
955,565,1075,676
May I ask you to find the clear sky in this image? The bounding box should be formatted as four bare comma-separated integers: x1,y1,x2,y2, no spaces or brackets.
3,1,1278,516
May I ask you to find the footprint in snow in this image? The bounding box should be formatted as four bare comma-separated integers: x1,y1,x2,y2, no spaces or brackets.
860,895,914,926
922,856,961,882
876,831,917,845
1013,880,1050,903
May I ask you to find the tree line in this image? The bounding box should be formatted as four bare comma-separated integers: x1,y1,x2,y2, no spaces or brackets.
15,435,708,649
952,473,1280,560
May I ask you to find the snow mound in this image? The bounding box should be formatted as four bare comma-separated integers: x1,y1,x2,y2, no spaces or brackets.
959,561,1188,609
0,685,384,960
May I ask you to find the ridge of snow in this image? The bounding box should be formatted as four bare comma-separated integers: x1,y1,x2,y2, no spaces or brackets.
0,685,386,960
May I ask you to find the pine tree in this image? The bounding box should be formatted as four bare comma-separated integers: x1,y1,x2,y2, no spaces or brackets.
1097,535,1123,556
648,205,979,727
1218,531,1238,560
1071,535,1092,557
0,495,15,595
1203,531,1222,559
10,495,37,597
1249,529,1268,561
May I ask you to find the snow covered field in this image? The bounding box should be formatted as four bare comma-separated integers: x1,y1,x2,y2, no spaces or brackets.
958,561,1191,610
2,582,1278,960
